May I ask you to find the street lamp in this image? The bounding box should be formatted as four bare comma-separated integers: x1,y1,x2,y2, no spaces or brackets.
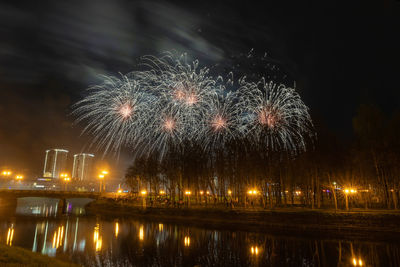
141,190,147,208
2,171,12,176
250,245,260,256
15,175,23,181
184,236,190,247
344,188,357,211
247,189,258,208
185,190,191,207
98,171,107,193
352,257,363,266
63,176,70,191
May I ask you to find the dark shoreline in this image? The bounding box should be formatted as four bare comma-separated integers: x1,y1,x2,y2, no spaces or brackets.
85,200,400,243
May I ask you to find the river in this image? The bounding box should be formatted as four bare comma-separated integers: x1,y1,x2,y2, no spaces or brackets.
1,197,399,266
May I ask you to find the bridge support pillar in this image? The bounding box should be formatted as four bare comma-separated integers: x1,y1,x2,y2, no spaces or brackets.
57,198,68,215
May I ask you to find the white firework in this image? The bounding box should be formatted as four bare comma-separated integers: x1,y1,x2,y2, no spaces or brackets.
73,74,151,155
237,77,313,154
198,90,243,152
74,53,314,160
128,52,225,155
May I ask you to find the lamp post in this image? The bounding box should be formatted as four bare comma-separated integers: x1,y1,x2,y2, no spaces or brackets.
98,171,108,193
247,189,258,208
141,190,147,208
184,190,191,207
159,190,165,204
2,171,12,176
98,174,104,193
227,189,233,208
60,173,70,191
344,188,357,211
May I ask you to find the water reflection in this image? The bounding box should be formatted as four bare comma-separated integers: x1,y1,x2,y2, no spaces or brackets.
1,217,400,266
6,224,14,246
115,221,119,238
139,224,144,241
1,199,400,266
93,223,102,252
52,225,64,249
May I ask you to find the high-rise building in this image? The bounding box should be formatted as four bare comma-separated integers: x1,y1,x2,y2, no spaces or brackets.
43,149,69,178
72,153,94,181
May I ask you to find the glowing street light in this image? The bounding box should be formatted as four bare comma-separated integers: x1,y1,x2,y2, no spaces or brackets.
352,257,363,266
98,170,108,193
247,189,258,195
117,188,123,194
3,171,11,176
141,190,147,208
185,190,192,206
15,175,23,180
247,189,259,208
344,188,357,211
159,190,165,195
60,173,70,191
250,245,260,256
63,177,70,191
184,236,190,247
227,190,232,196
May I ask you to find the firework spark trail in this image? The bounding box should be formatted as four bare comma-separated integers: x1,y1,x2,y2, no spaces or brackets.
74,52,314,159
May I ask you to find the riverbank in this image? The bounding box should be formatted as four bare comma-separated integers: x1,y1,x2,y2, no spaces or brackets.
86,199,400,242
0,244,79,267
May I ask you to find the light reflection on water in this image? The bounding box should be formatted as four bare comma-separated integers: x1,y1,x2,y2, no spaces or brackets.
1,198,400,266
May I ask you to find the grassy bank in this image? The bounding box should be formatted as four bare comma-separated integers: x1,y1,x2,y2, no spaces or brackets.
86,199,400,242
0,244,79,267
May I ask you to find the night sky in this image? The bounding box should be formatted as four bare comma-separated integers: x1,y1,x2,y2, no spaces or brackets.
0,0,399,177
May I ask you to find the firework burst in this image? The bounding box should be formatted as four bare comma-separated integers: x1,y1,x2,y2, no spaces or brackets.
198,91,243,152
73,74,151,154
237,77,314,154
74,53,314,159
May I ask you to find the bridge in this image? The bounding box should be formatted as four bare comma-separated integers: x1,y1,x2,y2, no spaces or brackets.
0,189,101,214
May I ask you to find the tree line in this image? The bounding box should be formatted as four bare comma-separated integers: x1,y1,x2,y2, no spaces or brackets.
125,104,400,210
